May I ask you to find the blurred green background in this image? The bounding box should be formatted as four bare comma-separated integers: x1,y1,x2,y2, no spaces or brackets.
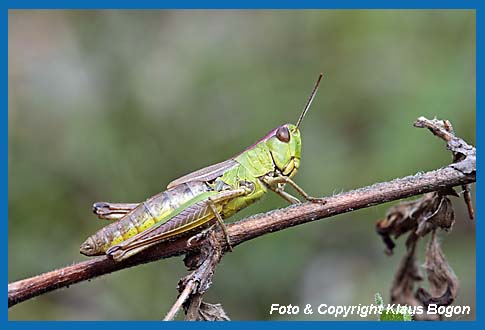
8,10,475,320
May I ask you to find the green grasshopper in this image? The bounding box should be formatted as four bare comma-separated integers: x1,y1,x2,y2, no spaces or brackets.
80,74,324,261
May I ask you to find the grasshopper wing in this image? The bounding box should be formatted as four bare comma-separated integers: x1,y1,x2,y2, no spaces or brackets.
167,159,238,189
106,192,220,261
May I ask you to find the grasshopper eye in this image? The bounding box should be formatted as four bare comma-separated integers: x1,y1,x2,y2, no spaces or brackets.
276,126,290,143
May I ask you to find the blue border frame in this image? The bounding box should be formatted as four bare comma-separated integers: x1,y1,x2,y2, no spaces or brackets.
4,0,480,328
1,1,481,10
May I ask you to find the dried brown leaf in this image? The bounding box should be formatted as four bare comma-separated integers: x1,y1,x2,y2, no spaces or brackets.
390,233,422,307
415,195,455,236
196,302,230,321
376,191,456,254
416,232,459,307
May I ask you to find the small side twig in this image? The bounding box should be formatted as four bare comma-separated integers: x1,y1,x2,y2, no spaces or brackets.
414,116,475,220
163,231,225,321
163,281,197,321
462,186,475,220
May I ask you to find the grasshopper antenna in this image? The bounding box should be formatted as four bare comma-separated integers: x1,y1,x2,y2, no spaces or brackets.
295,73,323,130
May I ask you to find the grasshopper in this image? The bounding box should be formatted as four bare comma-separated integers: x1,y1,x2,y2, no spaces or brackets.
80,74,324,261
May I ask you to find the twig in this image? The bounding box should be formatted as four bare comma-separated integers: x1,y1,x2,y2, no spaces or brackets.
462,185,475,220
164,231,223,321
163,280,196,321
183,232,224,320
414,116,476,220
8,117,476,309
380,117,473,320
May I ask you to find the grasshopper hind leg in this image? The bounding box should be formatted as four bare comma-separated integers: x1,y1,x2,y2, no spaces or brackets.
92,202,139,221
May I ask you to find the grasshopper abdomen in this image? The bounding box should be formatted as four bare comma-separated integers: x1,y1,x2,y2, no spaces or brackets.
80,181,211,256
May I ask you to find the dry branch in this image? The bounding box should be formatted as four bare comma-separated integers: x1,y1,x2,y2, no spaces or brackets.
376,117,474,321
164,231,224,321
8,117,476,310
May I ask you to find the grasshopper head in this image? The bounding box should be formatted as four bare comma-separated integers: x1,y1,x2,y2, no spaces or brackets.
265,73,322,178
266,124,301,177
